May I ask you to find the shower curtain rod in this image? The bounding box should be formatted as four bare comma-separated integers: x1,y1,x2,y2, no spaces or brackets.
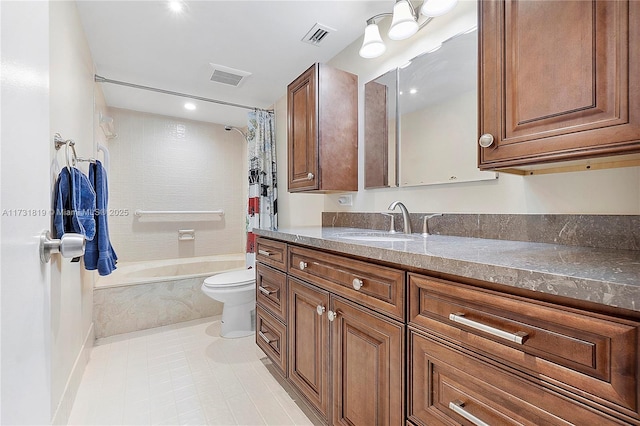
94,75,274,113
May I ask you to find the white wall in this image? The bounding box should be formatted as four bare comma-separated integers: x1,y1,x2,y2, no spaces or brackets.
49,1,96,423
1,2,52,424
105,108,246,262
275,0,640,225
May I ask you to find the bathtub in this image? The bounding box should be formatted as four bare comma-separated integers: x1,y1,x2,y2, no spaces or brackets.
93,254,247,338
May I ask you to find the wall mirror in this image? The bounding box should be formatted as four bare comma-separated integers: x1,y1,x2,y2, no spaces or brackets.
364,28,497,188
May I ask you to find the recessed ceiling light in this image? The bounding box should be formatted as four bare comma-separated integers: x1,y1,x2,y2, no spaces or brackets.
184,102,196,110
410,88,418,94
168,1,183,13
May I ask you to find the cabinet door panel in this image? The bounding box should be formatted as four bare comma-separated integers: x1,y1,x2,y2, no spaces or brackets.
479,0,640,169
331,296,404,426
287,65,318,191
288,277,329,420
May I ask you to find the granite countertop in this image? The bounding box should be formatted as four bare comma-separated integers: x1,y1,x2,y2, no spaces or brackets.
254,226,640,313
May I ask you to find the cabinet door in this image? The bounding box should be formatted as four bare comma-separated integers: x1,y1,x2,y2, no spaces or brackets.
331,296,404,426
288,277,329,420
479,0,640,169
287,64,318,191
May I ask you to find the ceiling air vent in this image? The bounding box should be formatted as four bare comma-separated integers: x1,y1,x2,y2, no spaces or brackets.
209,64,252,87
302,23,336,46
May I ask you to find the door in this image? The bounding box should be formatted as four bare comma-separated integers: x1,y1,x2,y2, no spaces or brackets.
288,277,330,420
479,0,640,169
330,296,404,426
1,1,53,423
287,64,318,191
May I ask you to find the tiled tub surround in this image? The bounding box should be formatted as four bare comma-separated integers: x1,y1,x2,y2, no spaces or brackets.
254,226,640,313
323,212,640,251
94,254,246,338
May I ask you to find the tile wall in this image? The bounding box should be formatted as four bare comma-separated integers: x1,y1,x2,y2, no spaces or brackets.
105,108,247,262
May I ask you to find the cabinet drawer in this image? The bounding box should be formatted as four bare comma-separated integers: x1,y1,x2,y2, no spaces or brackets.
256,238,287,271
288,246,405,321
409,330,625,426
256,263,287,323
256,306,287,377
409,274,640,419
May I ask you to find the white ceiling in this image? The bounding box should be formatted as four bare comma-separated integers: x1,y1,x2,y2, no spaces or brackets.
77,0,391,128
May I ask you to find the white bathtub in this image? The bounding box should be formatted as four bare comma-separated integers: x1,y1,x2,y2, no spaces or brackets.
95,254,247,289
93,254,247,338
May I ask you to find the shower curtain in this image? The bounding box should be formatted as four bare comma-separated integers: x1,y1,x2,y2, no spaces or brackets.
246,110,277,267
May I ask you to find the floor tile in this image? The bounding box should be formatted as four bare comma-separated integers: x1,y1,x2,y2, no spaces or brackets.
69,316,313,425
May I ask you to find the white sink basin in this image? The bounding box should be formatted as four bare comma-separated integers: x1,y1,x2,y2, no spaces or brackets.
335,232,415,242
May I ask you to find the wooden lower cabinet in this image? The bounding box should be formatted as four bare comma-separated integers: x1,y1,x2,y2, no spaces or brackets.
331,297,404,426
288,277,331,421
287,277,405,425
408,329,628,426
256,239,640,426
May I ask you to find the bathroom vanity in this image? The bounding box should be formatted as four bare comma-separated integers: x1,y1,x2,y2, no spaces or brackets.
253,227,640,426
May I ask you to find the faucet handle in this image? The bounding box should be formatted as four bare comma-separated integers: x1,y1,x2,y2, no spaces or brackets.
422,213,443,236
381,213,396,233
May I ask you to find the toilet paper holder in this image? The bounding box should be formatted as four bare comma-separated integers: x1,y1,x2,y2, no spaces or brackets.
40,230,86,263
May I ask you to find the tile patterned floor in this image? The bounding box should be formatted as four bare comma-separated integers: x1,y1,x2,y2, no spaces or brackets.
68,317,314,425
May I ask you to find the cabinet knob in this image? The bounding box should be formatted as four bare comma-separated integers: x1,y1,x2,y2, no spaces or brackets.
352,278,364,291
316,305,326,316
299,261,308,270
307,172,314,180
327,310,340,322
478,133,495,148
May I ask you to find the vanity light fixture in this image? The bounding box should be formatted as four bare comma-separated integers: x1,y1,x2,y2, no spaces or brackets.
358,0,458,59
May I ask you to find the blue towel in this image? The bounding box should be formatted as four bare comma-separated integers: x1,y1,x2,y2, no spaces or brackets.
84,160,117,276
53,166,96,241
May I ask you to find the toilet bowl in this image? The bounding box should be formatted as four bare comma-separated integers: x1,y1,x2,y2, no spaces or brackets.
201,268,256,338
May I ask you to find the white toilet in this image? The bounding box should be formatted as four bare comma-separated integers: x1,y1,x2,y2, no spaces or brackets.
201,268,256,338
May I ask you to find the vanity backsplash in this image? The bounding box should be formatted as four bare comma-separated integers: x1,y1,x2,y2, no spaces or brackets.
322,212,640,252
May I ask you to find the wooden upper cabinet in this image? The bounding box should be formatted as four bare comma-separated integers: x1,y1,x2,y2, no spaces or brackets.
479,0,640,170
287,63,358,192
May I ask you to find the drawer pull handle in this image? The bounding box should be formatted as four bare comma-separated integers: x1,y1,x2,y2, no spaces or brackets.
258,249,271,256
352,278,364,291
299,261,308,270
258,331,275,344
307,172,314,180
327,310,340,322
449,312,528,345
316,305,326,316
259,285,276,295
449,400,490,426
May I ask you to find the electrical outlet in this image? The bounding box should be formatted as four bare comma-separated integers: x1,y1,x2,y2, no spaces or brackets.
337,194,353,206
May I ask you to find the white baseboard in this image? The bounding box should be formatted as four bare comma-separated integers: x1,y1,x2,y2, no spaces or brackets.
51,322,95,425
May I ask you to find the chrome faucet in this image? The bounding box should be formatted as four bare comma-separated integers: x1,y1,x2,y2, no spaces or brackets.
422,213,443,237
388,201,411,234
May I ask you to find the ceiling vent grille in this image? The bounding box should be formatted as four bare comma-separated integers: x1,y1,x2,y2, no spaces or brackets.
302,23,336,46
209,64,252,87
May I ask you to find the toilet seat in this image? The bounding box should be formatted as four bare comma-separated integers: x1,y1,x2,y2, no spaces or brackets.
203,268,255,288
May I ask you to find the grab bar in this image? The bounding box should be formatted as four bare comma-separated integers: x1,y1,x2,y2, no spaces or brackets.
134,210,225,222
135,210,225,216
